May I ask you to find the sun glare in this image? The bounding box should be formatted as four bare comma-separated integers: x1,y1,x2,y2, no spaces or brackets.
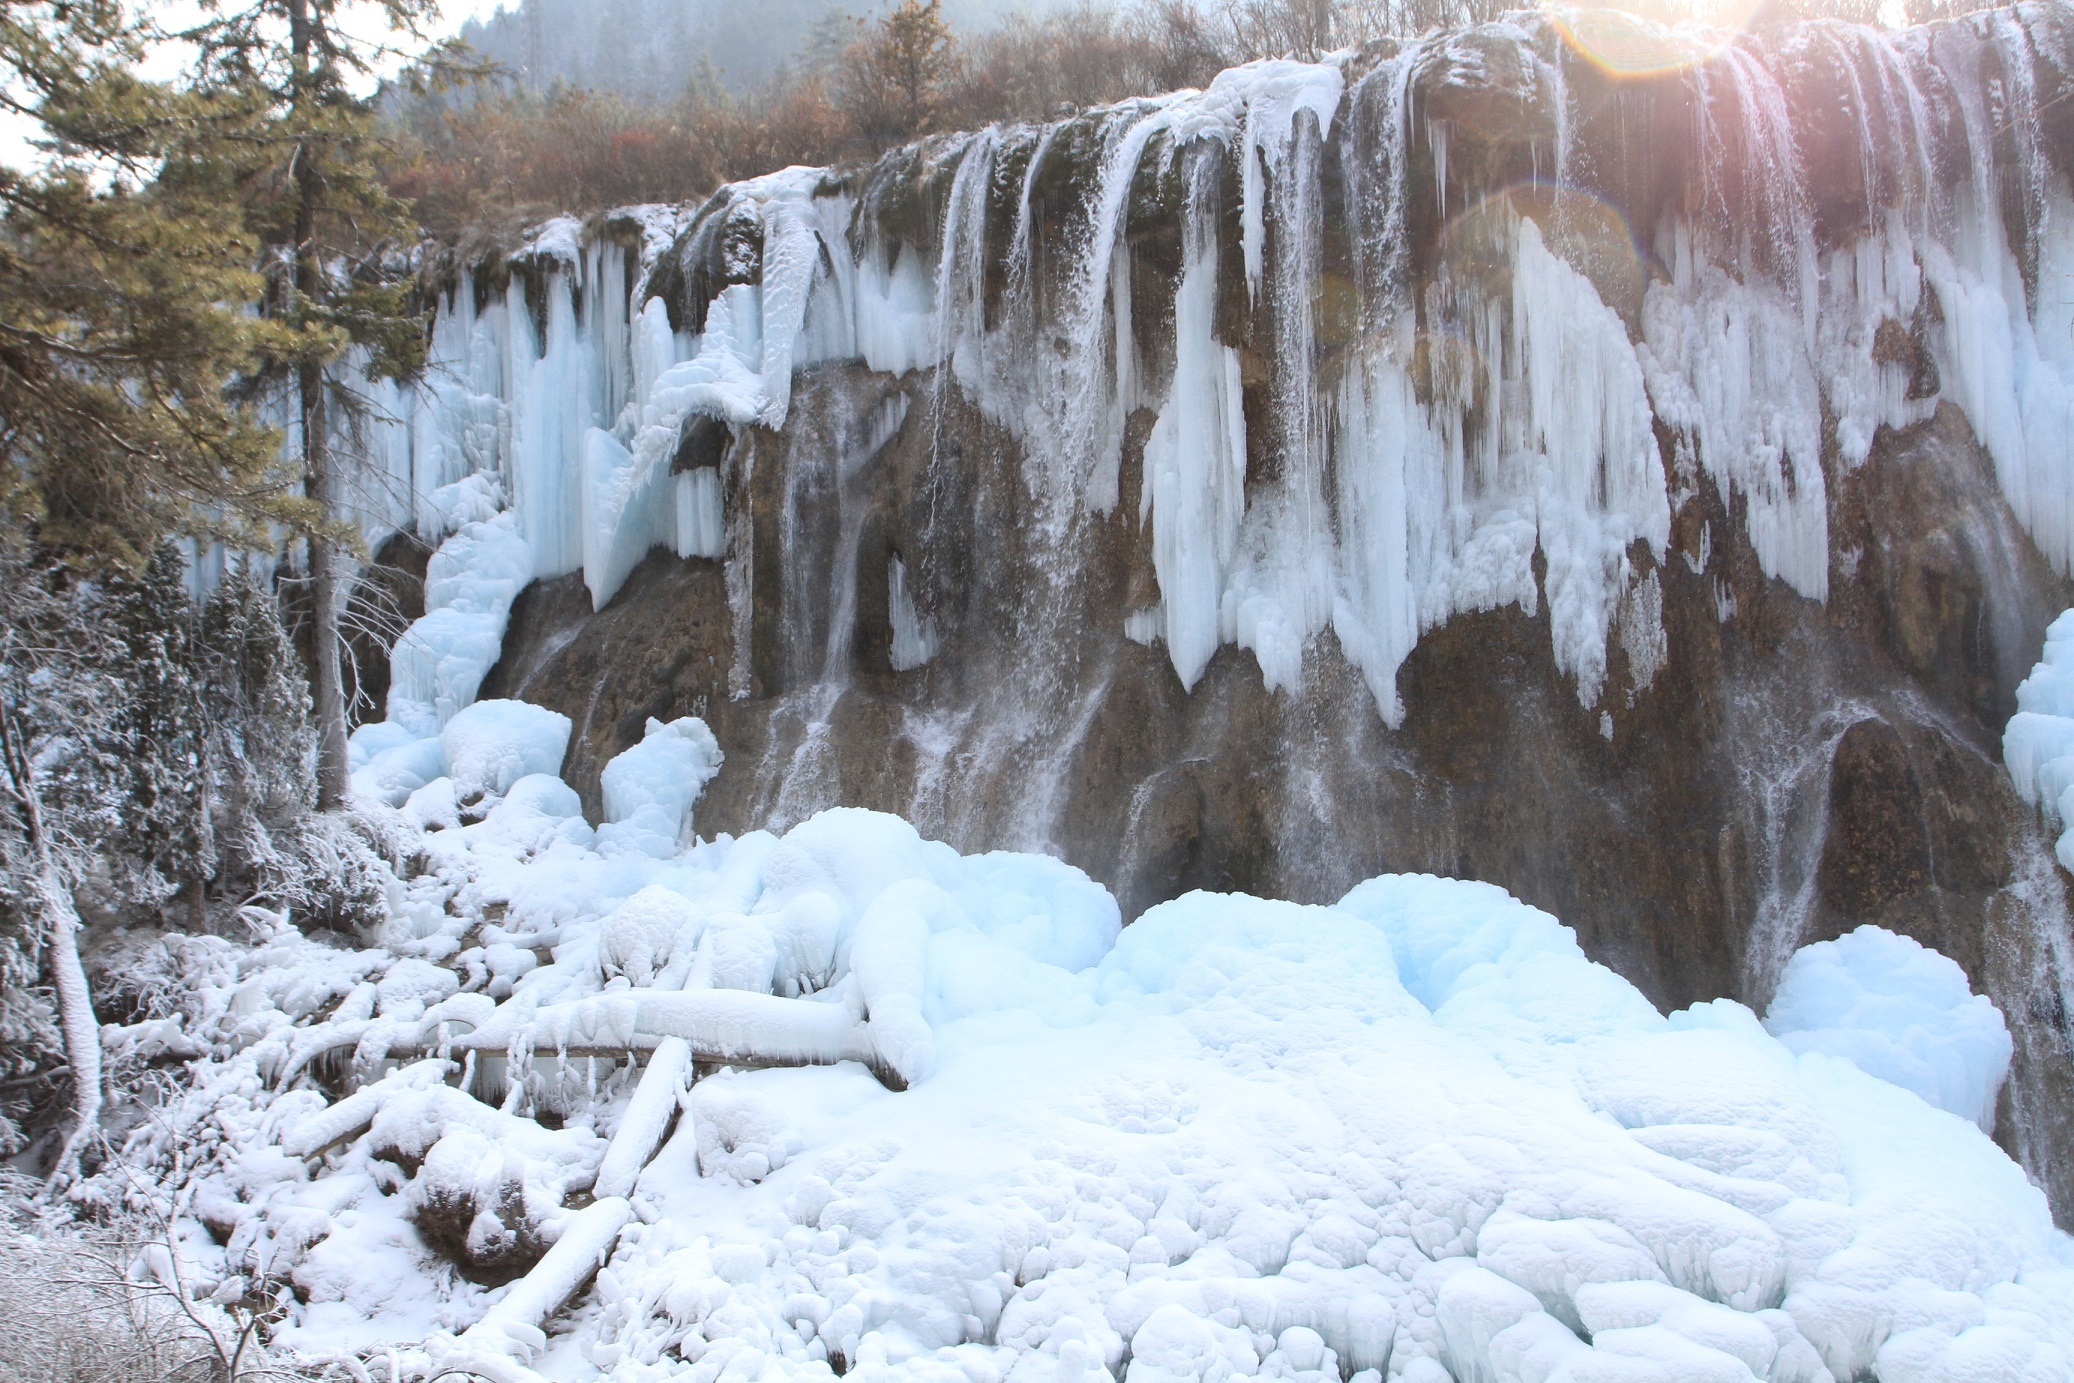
1542,0,1765,76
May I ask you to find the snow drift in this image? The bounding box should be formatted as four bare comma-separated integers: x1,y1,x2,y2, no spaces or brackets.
118,775,2069,1383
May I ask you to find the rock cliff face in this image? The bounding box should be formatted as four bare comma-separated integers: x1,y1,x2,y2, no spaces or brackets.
365,8,2074,1213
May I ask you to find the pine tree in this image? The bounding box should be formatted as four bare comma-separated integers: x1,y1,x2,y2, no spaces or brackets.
199,561,318,911
0,0,303,568
0,546,132,1182
180,0,443,812
0,541,368,1176
106,546,213,914
0,0,430,1179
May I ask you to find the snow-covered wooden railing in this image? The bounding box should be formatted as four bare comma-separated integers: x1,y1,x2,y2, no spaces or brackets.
441,987,908,1091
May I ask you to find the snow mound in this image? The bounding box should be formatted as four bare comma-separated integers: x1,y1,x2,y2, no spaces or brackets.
1763,925,2013,1133
441,700,574,800
598,716,724,858
119,779,2074,1383
352,480,541,808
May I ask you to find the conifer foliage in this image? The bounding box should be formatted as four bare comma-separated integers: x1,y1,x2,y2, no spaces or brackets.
0,542,392,1172
180,0,444,811
0,0,444,1179
0,0,302,568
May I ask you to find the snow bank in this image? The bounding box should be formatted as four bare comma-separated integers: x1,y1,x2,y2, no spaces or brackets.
1764,925,2013,1132
122,774,2074,1383
459,1196,634,1359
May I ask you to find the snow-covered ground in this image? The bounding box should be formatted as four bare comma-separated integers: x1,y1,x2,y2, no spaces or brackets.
98,657,2072,1383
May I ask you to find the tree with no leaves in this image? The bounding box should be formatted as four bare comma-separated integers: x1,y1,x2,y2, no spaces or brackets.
840,0,956,145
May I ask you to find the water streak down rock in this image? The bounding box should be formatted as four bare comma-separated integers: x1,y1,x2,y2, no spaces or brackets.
352,7,2074,1216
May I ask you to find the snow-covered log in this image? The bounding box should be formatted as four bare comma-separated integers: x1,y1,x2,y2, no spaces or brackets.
263,991,496,1089
457,1195,633,1359
278,1058,454,1158
591,1036,690,1199
40,865,102,1183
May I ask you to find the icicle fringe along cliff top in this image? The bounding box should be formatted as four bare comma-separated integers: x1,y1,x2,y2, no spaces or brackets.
343,4,2074,728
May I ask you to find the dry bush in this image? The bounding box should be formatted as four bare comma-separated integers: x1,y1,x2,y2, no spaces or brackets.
943,0,1231,124
0,1207,221,1383
379,0,1970,229
836,0,960,143
384,87,727,235
380,0,1233,224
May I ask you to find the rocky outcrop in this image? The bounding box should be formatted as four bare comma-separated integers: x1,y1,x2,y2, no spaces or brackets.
483,378,2074,1186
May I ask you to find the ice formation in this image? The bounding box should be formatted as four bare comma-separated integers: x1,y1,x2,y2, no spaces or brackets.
120,769,2074,1383
2005,607,2074,872
1763,925,2013,1133
118,12,2074,1381
324,8,2074,727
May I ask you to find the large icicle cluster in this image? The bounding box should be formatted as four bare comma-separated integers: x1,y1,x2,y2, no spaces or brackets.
334,6,2074,726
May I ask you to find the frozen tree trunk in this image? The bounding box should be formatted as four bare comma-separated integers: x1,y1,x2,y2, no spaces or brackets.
0,696,102,1184
40,863,101,1184
291,0,351,813
592,1037,691,1200
458,1197,634,1358
302,350,350,812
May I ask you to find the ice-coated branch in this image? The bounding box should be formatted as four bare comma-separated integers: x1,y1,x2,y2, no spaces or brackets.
278,1058,455,1159
0,681,101,1188
456,1196,633,1359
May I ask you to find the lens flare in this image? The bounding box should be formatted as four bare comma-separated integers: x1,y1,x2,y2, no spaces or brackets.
1543,1,1762,77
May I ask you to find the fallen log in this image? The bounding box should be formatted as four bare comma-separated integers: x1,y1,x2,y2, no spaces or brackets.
591,1036,691,1199
458,1196,633,1360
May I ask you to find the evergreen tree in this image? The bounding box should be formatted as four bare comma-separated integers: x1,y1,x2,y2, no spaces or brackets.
106,546,213,914
0,0,303,568
198,561,319,912
0,545,134,1181
0,540,390,1176
0,0,435,1179
181,0,444,812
